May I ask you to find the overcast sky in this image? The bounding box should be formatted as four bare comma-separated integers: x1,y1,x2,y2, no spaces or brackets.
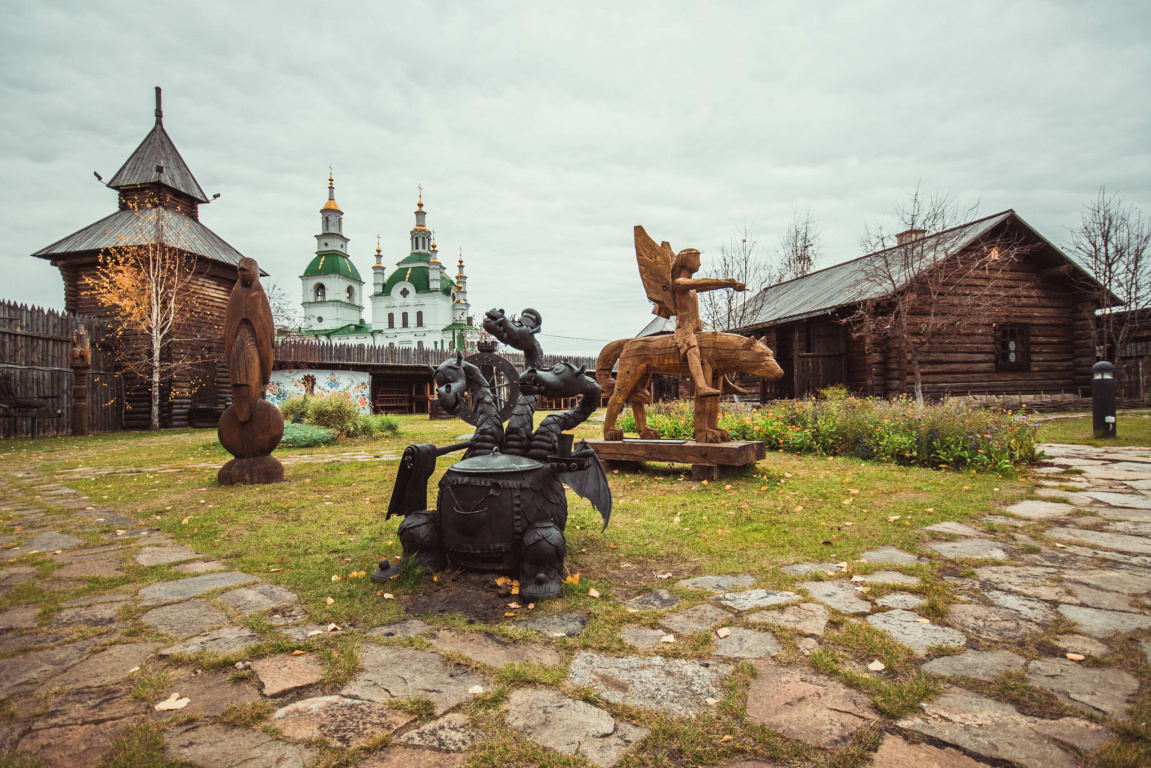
2,1,1149,355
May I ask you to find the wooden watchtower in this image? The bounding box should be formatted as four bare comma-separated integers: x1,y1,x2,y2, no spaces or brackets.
32,88,247,428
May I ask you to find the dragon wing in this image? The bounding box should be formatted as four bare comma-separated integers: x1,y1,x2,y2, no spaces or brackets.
558,440,613,531
634,225,675,319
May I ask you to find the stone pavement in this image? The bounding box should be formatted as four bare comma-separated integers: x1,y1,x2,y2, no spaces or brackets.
0,441,1149,766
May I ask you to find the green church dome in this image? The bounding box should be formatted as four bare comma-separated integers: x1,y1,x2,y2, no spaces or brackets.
304,252,361,281
382,263,454,296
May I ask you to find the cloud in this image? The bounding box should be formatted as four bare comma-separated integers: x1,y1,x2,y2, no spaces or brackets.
2,0,1149,356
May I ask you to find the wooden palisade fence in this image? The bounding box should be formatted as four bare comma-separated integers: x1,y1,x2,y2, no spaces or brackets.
0,300,120,438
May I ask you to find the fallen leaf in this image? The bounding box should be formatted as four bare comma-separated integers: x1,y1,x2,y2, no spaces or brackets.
495,576,510,586
551,632,567,638
508,602,522,609
1066,653,1086,661
115,530,126,536
610,544,619,550
705,697,719,705
469,685,485,694
794,505,803,512
1054,543,1067,548
505,612,517,617
626,607,639,613
718,735,733,743
325,597,334,605
327,623,340,632
307,629,322,637
331,575,342,582
656,572,672,579
915,618,931,624
588,588,601,599
660,634,675,643
716,627,732,638
181,518,190,525
851,575,866,582
887,515,901,522
154,693,190,711
868,660,885,671
292,650,306,656
925,508,935,513
52,550,62,554
528,603,535,610
269,568,282,573
383,593,394,600
848,488,860,495
564,573,581,585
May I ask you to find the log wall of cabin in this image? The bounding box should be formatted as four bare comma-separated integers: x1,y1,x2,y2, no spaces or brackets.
870,252,1091,398
50,251,236,428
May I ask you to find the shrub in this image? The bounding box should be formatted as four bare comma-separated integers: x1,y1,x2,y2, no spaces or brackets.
279,396,309,424
356,413,401,437
280,422,337,448
303,392,363,436
275,392,401,440
618,395,1042,472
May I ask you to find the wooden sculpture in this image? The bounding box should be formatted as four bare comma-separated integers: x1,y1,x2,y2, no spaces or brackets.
217,257,284,485
597,226,785,443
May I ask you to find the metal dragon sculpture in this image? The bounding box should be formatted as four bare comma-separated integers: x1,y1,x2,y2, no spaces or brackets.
372,308,610,600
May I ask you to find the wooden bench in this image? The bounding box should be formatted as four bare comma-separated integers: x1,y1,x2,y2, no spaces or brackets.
585,438,767,481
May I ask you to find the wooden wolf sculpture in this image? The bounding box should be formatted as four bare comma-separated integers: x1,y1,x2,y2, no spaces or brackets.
596,332,783,443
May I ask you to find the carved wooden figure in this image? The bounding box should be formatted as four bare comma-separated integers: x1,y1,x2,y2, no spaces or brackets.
217,257,284,485
597,226,786,443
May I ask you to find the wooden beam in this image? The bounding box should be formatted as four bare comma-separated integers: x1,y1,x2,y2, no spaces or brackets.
1041,264,1076,280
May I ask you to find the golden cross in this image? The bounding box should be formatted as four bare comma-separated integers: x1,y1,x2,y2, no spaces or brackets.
418,183,422,202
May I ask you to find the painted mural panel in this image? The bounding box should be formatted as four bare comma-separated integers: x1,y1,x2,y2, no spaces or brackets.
267,369,371,415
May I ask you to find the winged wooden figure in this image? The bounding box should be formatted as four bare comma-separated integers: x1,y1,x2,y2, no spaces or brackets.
596,226,785,443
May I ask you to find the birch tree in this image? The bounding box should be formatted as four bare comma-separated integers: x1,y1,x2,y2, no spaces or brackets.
86,202,213,429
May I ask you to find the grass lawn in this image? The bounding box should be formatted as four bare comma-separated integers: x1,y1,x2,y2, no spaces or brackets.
0,411,1055,768
1037,409,1151,447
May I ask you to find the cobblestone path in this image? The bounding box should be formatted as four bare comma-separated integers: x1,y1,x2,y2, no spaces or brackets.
0,441,1149,766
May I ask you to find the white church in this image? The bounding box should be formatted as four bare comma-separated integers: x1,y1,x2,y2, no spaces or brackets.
299,175,475,350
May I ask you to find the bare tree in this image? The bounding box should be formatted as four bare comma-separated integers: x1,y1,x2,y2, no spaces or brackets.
700,223,773,331
1068,187,1151,375
847,189,1030,404
265,279,310,334
86,200,216,429
776,207,821,283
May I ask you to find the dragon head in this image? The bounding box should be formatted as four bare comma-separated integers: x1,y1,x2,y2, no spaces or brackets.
483,307,542,351
519,361,589,398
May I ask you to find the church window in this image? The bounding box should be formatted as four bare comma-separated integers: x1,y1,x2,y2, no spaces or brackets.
323,241,328,247
316,316,323,323
400,287,410,299
402,312,409,328
314,283,326,301
346,286,355,302
417,311,423,327
388,313,395,328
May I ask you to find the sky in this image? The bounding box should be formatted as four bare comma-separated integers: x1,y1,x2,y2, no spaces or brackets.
2,1,1149,356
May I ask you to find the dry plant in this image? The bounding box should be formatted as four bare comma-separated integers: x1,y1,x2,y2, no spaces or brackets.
85,197,218,429
702,211,821,331
1068,186,1151,376
848,189,1032,404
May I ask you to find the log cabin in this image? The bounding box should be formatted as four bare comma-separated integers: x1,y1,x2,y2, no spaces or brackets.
31,88,246,428
735,210,1112,404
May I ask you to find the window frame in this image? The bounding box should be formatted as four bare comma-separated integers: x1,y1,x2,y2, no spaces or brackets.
995,322,1031,372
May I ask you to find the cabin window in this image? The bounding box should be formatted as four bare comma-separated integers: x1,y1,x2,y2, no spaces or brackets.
996,323,1031,372
388,313,395,329
314,283,326,301
416,311,424,327
417,340,423,350
402,312,409,328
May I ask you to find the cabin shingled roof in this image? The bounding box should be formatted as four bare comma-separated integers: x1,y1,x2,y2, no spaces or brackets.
106,121,209,203
736,211,1024,330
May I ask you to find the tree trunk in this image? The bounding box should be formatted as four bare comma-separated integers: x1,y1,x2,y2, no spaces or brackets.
909,346,924,406
151,334,161,431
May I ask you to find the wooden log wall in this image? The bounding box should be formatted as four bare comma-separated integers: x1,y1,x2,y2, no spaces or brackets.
58,257,234,430
274,337,598,375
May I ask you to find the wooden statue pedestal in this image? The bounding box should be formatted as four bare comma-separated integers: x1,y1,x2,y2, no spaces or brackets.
586,438,766,481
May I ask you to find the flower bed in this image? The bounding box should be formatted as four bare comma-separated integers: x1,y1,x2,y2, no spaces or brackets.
618,390,1042,471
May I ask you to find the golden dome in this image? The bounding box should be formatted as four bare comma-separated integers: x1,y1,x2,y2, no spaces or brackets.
322,199,341,211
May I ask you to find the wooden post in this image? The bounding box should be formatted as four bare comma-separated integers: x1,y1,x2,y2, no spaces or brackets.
70,326,91,437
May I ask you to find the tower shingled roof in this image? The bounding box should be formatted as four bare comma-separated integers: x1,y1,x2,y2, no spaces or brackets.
105,88,209,204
